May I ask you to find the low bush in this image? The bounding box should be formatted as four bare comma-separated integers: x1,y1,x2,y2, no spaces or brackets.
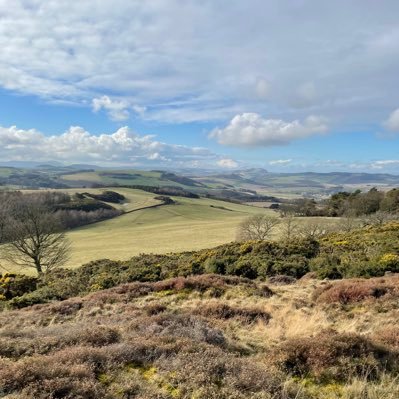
274,330,396,382
193,302,271,324
268,275,296,285
314,277,399,305
373,327,399,350
0,273,38,300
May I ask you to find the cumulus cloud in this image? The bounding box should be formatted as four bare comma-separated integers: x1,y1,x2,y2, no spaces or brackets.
269,159,292,166
209,113,328,147
0,1,398,123
384,108,399,132
217,158,239,168
0,124,227,168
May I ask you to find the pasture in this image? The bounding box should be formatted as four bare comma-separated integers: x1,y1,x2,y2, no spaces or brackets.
64,192,275,268
0,187,338,273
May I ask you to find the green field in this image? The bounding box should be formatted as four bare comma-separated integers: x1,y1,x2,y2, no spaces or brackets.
0,188,274,272
59,169,201,189
0,187,339,273
65,191,275,268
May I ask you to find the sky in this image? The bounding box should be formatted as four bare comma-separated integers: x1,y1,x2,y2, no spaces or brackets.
0,0,399,173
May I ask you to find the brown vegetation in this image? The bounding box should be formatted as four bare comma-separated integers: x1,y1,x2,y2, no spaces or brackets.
314,275,399,305
1,271,399,398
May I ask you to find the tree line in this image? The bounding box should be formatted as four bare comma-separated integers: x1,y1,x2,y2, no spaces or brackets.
275,188,399,218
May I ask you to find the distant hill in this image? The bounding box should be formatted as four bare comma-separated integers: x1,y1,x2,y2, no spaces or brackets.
195,170,399,196
1,165,398,198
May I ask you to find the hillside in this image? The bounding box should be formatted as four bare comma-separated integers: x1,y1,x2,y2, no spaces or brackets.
1,223,399,398
2,165,399,199
196,169,399,197
0,187,279,273
65,192,276,268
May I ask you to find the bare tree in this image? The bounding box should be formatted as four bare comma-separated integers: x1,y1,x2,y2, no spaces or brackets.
237,214,280,241
360,210,398,227
280,214,300,241
0,194,12,244
298,220,333,239
337,212,361,233
3,197,70,275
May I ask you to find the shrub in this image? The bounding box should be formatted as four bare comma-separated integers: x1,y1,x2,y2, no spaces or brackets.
193,302,271,324
129,314,226,347
314,277,399,305
274,330,395,382
0,273,38,300
226,259,259,279
373,327,399,350
379,253,399,272
271,255,309,278
310,254,344,279
67,325,121,347
144,303,167,316
268,275,296,285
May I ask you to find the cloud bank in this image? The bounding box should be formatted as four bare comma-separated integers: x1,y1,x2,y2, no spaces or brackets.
209,113,328,147
0,125,229,168
0,1,398,123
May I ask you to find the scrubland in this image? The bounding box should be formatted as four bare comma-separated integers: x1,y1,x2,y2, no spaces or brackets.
1,273,399,398
1,223,399,397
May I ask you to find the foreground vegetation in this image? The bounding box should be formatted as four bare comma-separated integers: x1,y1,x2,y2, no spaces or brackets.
1,273,399,398
0,223,399,397
2,222,399,308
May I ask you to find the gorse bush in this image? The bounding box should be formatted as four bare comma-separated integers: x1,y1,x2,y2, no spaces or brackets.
2,222,399,309
0,273,38,301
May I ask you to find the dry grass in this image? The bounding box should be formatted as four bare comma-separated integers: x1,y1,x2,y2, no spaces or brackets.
0,273,399,398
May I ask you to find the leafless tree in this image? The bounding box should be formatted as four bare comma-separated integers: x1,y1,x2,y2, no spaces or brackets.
337,212,362,232
236,214,280,241
298,220,333,239
360,210,398,227
3,197,70,275
0,193,12,244
280,214,300,241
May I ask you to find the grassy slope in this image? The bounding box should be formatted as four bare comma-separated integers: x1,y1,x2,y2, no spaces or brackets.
65,192,275,267
1,187,338,273
59,170,196,189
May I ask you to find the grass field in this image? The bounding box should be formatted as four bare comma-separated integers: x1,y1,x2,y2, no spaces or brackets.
59,169,196,188
0,187,338,273
64,192,275,268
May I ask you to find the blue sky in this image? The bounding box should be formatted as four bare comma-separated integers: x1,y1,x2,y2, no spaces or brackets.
0,1,399,172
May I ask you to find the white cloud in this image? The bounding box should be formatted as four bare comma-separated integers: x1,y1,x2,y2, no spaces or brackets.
92,96,146,121
217,158,238,168
0,124,225,168
0,1,398,123
370,160,399,169
269,159,292,166
209,113,328,147
384,108,399,132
